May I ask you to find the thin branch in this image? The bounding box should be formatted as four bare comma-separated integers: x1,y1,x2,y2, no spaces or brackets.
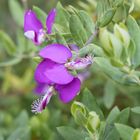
21,0,28,10
84,27,99,47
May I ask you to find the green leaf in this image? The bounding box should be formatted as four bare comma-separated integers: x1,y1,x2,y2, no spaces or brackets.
69,15,88,47
8,0,24,27
7,127,31,140
49,110,61,128
126,16,140,68
14,110,29,127
115,123,134,140
33,6,47,27
82,88,104,120
131,106,140,115
0,136,4,140
121,74,140,85
79,44,105,57
107,107,120,124
112,0,124,7
57,127,87,140
85,137,92,140
0,30,16,56
116,108,130,124
103,80,117,109
55,2,70,32
99,124,120,140
113,5,125,22
78,10,95,37
55,33,67,45
94,57,125,83
0,58,22,67
98,122,106,140
98,8,116,27
127,39,136,62
16,29,27,54
109,33,123,59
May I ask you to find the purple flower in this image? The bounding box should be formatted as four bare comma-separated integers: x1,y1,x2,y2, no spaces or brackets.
24,9,56,45
32,78,81,114
31,43,93,113
34,44,74,84
32,86,54,114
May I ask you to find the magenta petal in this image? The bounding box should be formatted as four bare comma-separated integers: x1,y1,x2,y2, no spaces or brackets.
24,10,43,33
43,59,74,84
39,44,72,63
34,82,49,95
34,60,52,84
46,8,56,34
56,78,81,103
31,88,53,114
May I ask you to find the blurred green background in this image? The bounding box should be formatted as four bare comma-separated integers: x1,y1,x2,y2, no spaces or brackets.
0,0,140,140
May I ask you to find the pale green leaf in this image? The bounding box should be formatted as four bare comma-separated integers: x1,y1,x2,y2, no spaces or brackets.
57,127,87,140
69,15,88,47
104,80,117,109
115,123,134,140
131,106,140,115
9,0,24,26
82,88,104,119
0,30,16,56
126,16,140,68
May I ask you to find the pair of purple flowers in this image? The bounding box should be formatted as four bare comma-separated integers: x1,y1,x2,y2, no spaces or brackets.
24,8,56,45
24,8,93,114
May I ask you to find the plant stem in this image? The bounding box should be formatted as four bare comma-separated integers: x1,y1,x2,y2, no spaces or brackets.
84,27,99,47
21,0,28,10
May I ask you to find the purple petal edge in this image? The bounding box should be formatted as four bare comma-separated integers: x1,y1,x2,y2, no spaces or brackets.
46,8,56,34
56,78,81,103
39,44,72,63
24,10,43,33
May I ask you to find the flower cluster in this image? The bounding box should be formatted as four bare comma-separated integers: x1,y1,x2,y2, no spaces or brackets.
24,9,93,114
24,9,56,45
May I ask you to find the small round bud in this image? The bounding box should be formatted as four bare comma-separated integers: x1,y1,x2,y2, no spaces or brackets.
114,24,130,48
99,29,113,55
33,56,42,63
71,101,88,126
86,111,100,133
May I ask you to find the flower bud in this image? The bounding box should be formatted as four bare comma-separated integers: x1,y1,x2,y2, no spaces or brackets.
114,24,130,48
132,129,140,140
109,33,123,59
71,101,88,126
33,56,42,63
86,111,100,133
99,29,113,56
